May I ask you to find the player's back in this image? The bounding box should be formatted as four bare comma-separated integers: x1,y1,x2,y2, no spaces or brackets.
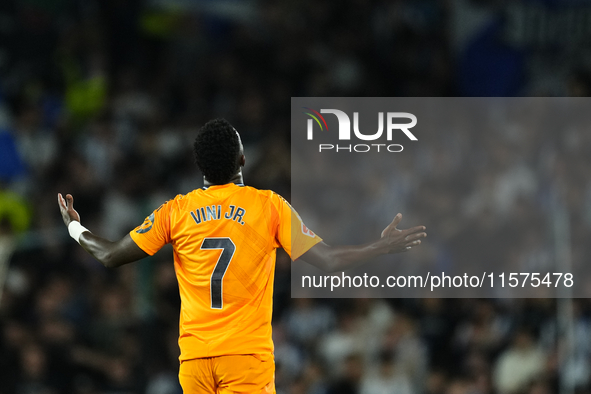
130,181,321,361
166,183,281,360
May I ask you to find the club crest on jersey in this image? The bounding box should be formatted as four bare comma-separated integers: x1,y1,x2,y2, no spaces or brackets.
136,213,154,233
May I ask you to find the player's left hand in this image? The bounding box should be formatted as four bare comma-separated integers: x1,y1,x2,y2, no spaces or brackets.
380,213,426,253
58,193,81,226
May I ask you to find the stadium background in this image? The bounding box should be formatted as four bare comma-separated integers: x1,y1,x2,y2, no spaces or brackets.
1,0,591,393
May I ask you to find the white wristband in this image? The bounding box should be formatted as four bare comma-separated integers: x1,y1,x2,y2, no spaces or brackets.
68,221,90,244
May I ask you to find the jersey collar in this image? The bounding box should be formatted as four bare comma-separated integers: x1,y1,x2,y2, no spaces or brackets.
202,172,244,189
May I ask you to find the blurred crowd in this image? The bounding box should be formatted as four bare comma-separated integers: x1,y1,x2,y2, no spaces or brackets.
1,1,591,394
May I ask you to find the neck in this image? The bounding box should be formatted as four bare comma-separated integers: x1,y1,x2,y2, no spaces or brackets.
203,171,244,187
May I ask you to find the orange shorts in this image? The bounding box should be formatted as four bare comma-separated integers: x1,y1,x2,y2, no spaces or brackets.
178,354,275,394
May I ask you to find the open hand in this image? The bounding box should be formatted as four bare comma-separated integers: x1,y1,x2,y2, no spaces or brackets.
380,213,426,253
58,193,80,226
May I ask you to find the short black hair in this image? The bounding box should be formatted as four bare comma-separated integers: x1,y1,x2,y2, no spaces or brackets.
193,118,242,185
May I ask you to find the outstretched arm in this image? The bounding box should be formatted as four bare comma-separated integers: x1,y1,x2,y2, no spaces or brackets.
58,193,149,268
298,213,426,272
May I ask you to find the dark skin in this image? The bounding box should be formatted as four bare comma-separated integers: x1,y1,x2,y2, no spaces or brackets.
300,214,426,272
58,193,148,268
58,154,426,272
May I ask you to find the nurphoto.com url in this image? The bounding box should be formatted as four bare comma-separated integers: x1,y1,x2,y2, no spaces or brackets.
300,272,574,292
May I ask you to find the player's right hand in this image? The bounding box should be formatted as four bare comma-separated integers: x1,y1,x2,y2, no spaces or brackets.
58,193,81,227
380,213,426,253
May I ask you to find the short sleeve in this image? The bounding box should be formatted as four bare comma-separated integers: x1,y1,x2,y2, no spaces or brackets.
273,193,322,261
129,201,172,256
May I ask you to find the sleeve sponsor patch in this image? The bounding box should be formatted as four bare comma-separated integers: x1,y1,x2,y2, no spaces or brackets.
301,223,315,237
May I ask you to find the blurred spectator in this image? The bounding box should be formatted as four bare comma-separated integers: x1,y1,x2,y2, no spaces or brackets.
359,350,414,394
0,188,30,235
327,353,364,394
0,129,26,183
17,342,57,394
493,328,546,394
320,309,365,377
284,298,335,349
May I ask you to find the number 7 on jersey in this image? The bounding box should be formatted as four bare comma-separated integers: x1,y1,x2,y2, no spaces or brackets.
201,237,236,309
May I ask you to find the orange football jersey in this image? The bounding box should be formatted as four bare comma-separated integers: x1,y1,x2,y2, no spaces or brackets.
129,183,322,361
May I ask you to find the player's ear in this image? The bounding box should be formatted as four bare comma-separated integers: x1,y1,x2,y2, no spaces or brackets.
239,154,245,167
